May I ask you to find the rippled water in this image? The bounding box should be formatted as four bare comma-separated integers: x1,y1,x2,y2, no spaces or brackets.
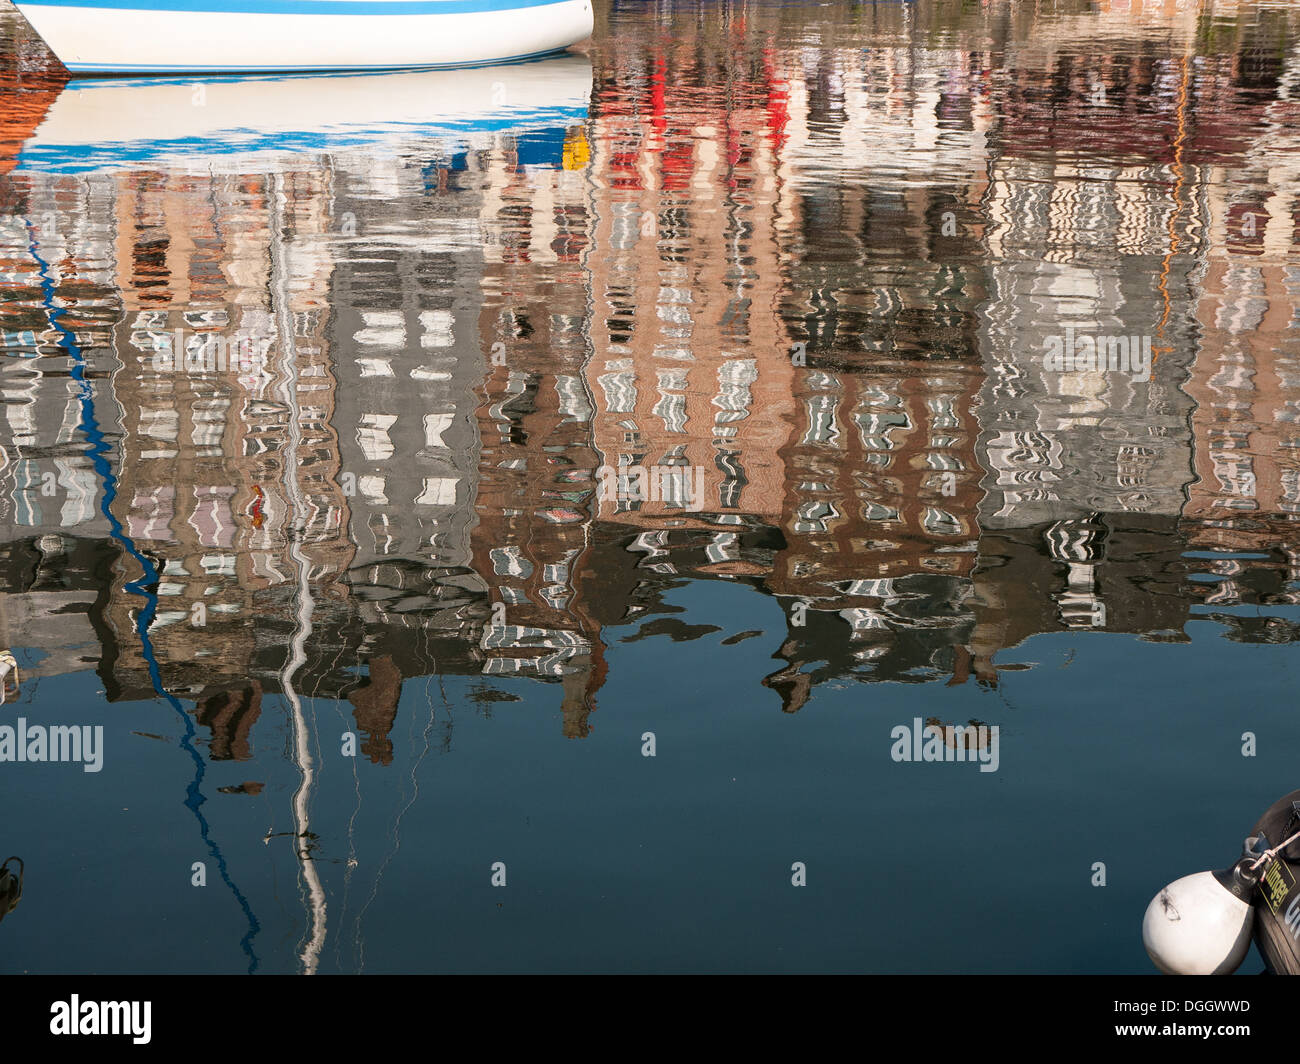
0,0,1298,973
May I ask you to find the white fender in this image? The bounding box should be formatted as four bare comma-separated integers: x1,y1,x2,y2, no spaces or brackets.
1142,871,1255,975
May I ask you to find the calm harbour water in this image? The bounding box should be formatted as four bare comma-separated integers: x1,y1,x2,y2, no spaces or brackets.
0,0,1298,973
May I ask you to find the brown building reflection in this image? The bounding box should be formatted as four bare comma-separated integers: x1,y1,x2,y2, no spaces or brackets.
0,0,1298,763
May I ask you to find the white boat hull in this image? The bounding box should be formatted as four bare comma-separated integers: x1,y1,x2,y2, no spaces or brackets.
10,0,593,73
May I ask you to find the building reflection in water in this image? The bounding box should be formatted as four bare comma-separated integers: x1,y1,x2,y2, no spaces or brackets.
2,0,1299,732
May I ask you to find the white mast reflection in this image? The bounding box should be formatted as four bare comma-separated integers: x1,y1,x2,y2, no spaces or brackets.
270,172,327,975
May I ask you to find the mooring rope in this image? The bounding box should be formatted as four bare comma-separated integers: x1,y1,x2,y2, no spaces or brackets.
1249,827,1300,872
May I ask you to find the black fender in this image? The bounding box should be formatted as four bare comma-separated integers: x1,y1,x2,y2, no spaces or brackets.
1250,791,1300,975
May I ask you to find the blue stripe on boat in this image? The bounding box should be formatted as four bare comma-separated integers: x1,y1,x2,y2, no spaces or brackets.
62,46,575,71
15,0,574,14
62,50,578,75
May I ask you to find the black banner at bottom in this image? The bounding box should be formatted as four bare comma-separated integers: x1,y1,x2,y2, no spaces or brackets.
0,974,1290,1050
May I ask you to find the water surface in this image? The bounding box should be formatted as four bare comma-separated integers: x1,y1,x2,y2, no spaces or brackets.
0,0,1298,973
